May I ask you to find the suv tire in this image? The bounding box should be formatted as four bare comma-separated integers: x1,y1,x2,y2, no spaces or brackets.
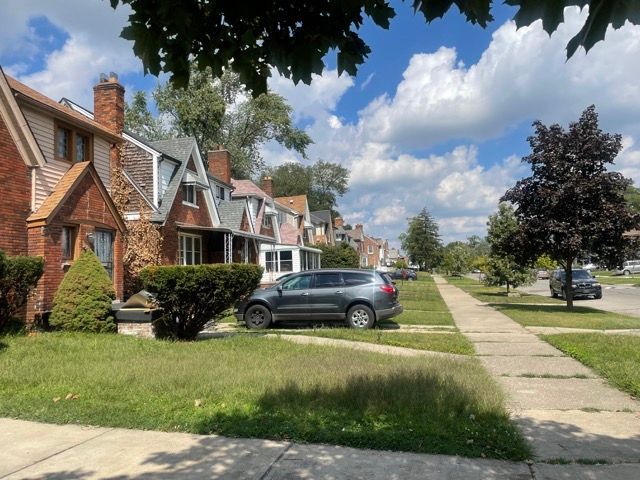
594,292,602,299
347,304,375,329
550,288,557,298
624,270,631,276
245,304,272,329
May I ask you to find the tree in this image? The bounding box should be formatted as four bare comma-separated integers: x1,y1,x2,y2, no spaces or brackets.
132,69,312,179
502,106,639,308
0,251,44,332
316,243,360,268
625,185,640,213
535,254,558,271
267,160,350,213
399,208,442,271
441,242,471,276
110,0,640,95
124,90,167,140
484,203,536,293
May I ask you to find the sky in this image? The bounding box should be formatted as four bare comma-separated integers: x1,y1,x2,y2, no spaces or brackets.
2,1,640,248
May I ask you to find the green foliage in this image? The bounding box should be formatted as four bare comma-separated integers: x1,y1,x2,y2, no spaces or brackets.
124,90,168,140
0,251,44,332
535,254,557,271
399,207,442,271
484,203,535,292
624,185,640,213
266,159,350,213
441,242,471,276
502,106,639,308
394,259,408,269
109,0,638,95
316,243,360,269
152,69,312,178
140,263,262,340
50,250,116,333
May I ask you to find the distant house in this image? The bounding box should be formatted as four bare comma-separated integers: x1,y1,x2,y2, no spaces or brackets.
62,96,274,268
333,217,358,250
310,209,335,245
230,180,322,283
0,68,126,322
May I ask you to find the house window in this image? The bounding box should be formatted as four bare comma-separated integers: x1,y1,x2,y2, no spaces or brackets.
94,229,114,278
265,250,293,272
368,245,374,254
183,185,197,205
178,233,202,265
280,250,293,272
262,215,271,228
265,251,277,272
216,186,225,201
55,122,92,163
61,226,76,260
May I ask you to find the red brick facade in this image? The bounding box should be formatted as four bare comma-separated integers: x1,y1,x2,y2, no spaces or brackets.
0,114,31,255
208,150,231,183
93,74,124,171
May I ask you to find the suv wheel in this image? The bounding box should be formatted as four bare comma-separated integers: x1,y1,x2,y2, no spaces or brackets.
245,304,272,329
624,269,631,276
347,304,375,329
550,287,556,298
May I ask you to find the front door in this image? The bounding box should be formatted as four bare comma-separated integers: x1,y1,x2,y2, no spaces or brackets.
94,229,114,278
273,273,312,320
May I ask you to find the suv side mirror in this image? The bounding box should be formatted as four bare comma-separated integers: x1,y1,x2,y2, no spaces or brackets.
277,285,283,294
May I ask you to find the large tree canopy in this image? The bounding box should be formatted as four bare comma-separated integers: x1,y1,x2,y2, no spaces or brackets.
501,105,638,308
399,207,442,271
125,69,312,178
110,0,640,95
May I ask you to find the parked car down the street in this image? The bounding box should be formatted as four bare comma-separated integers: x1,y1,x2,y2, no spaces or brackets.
549,269,602,300
614,260,640,276
537,270,550,280
235,269,403,329
389,268,418,281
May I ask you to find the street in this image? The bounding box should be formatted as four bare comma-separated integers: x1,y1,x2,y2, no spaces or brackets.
520,279,640,318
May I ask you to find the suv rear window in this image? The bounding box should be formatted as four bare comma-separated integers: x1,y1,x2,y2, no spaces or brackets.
342,271,374,286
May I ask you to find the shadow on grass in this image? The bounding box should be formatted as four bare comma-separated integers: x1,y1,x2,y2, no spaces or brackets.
489,304,598,315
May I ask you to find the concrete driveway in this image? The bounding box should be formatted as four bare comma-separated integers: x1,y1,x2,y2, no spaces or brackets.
520,279,640,317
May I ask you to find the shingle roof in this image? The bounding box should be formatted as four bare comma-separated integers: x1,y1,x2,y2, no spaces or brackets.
311,210,332,224
310,213,324,224
7,75,121,142
149,137,195,162
274,195,307,215
151,159,187,223
217,200,247,231
279,222,300,245
231,179,269,198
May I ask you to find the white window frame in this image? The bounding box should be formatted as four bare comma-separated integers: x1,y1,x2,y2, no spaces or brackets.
178,233,202,265
368,245,374,254
182,184,198,207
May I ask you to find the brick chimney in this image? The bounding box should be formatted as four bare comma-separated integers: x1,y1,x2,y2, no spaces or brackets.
207,146,231,184
334,217,344,228
262,176,274,197
94,72,124,136
355,223,363,232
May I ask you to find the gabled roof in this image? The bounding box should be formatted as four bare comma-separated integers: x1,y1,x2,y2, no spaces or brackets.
149,137,196,163
279,222,300,245
151,158,188,224
310,213,324,224
274,195,307,215
311,210,332,224
218,200,249,231
7,75,121,143
231,179,270,199
26,162,125,231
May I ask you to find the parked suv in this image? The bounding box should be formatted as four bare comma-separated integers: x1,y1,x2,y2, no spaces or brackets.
389,268,418,281
549,269,602,299
235,269,403,329
614,260,640,276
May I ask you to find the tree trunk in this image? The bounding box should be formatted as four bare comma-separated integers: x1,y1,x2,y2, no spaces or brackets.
506,281,510,294
565,259,574,310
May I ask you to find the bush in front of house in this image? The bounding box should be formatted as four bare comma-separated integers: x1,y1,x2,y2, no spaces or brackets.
316,243,359,268
0,250,45,333
49,250,116,333
140,263,263,340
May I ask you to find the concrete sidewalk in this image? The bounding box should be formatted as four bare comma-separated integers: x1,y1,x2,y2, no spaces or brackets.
434,276,640,476
1,418,535,480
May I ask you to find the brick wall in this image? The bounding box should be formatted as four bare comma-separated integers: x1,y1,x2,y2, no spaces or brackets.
0,114,31,255
208,150,231,183
117,321,155,338
160,187,213,264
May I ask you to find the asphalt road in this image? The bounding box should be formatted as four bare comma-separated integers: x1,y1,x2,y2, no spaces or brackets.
520,279,640,318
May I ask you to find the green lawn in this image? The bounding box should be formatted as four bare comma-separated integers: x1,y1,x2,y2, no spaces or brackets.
542,333,640,397
493,304,640,330
0,333,528,460
391,276,455,325
593,274,640,285
445,276,564,305
281,330,474,355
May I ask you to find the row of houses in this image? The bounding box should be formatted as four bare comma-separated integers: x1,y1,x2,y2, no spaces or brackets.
0,68,391,323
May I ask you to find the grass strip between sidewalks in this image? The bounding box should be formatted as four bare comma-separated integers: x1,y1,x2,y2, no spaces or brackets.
0,332,528,460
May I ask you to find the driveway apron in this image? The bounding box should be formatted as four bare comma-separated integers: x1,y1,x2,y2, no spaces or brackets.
434,276,640,471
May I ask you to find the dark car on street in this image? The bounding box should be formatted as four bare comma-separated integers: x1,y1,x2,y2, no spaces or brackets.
549,268,602,300
388,268,418,281
235,269,403,329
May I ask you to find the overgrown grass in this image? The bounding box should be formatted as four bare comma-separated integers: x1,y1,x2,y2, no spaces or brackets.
445,277,564,305
542,333,640,397
0,333,528,460
493,304,640,330
282,330,474,355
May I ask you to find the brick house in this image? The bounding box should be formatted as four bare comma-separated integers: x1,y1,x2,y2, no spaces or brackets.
229,178,321,284
0,67,125,322
61,97,274,269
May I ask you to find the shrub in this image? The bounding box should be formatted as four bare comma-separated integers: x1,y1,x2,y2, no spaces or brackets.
49,250,116,333
316,243,359,268
140,263,262,340
0,251,44,332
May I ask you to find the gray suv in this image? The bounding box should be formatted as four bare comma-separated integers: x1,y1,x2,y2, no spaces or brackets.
234,269,403,329
549,269,602,299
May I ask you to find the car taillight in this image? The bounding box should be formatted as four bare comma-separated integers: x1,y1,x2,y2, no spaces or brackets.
379,284,395,294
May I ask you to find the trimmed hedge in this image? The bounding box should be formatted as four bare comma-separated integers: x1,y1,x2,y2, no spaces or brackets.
0,251,44,332
50,250,116,333
140,263,262,340
316,243,359,268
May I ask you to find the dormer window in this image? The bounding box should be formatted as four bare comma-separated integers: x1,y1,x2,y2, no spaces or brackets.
216,186,225,201
262,215,271,228
55,121,92,163
183,184,197,206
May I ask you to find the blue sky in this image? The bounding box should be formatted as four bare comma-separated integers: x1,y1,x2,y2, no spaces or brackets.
2,1,640,248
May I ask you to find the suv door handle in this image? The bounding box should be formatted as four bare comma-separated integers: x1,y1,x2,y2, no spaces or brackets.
301,292,309,296
335,291,344,294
